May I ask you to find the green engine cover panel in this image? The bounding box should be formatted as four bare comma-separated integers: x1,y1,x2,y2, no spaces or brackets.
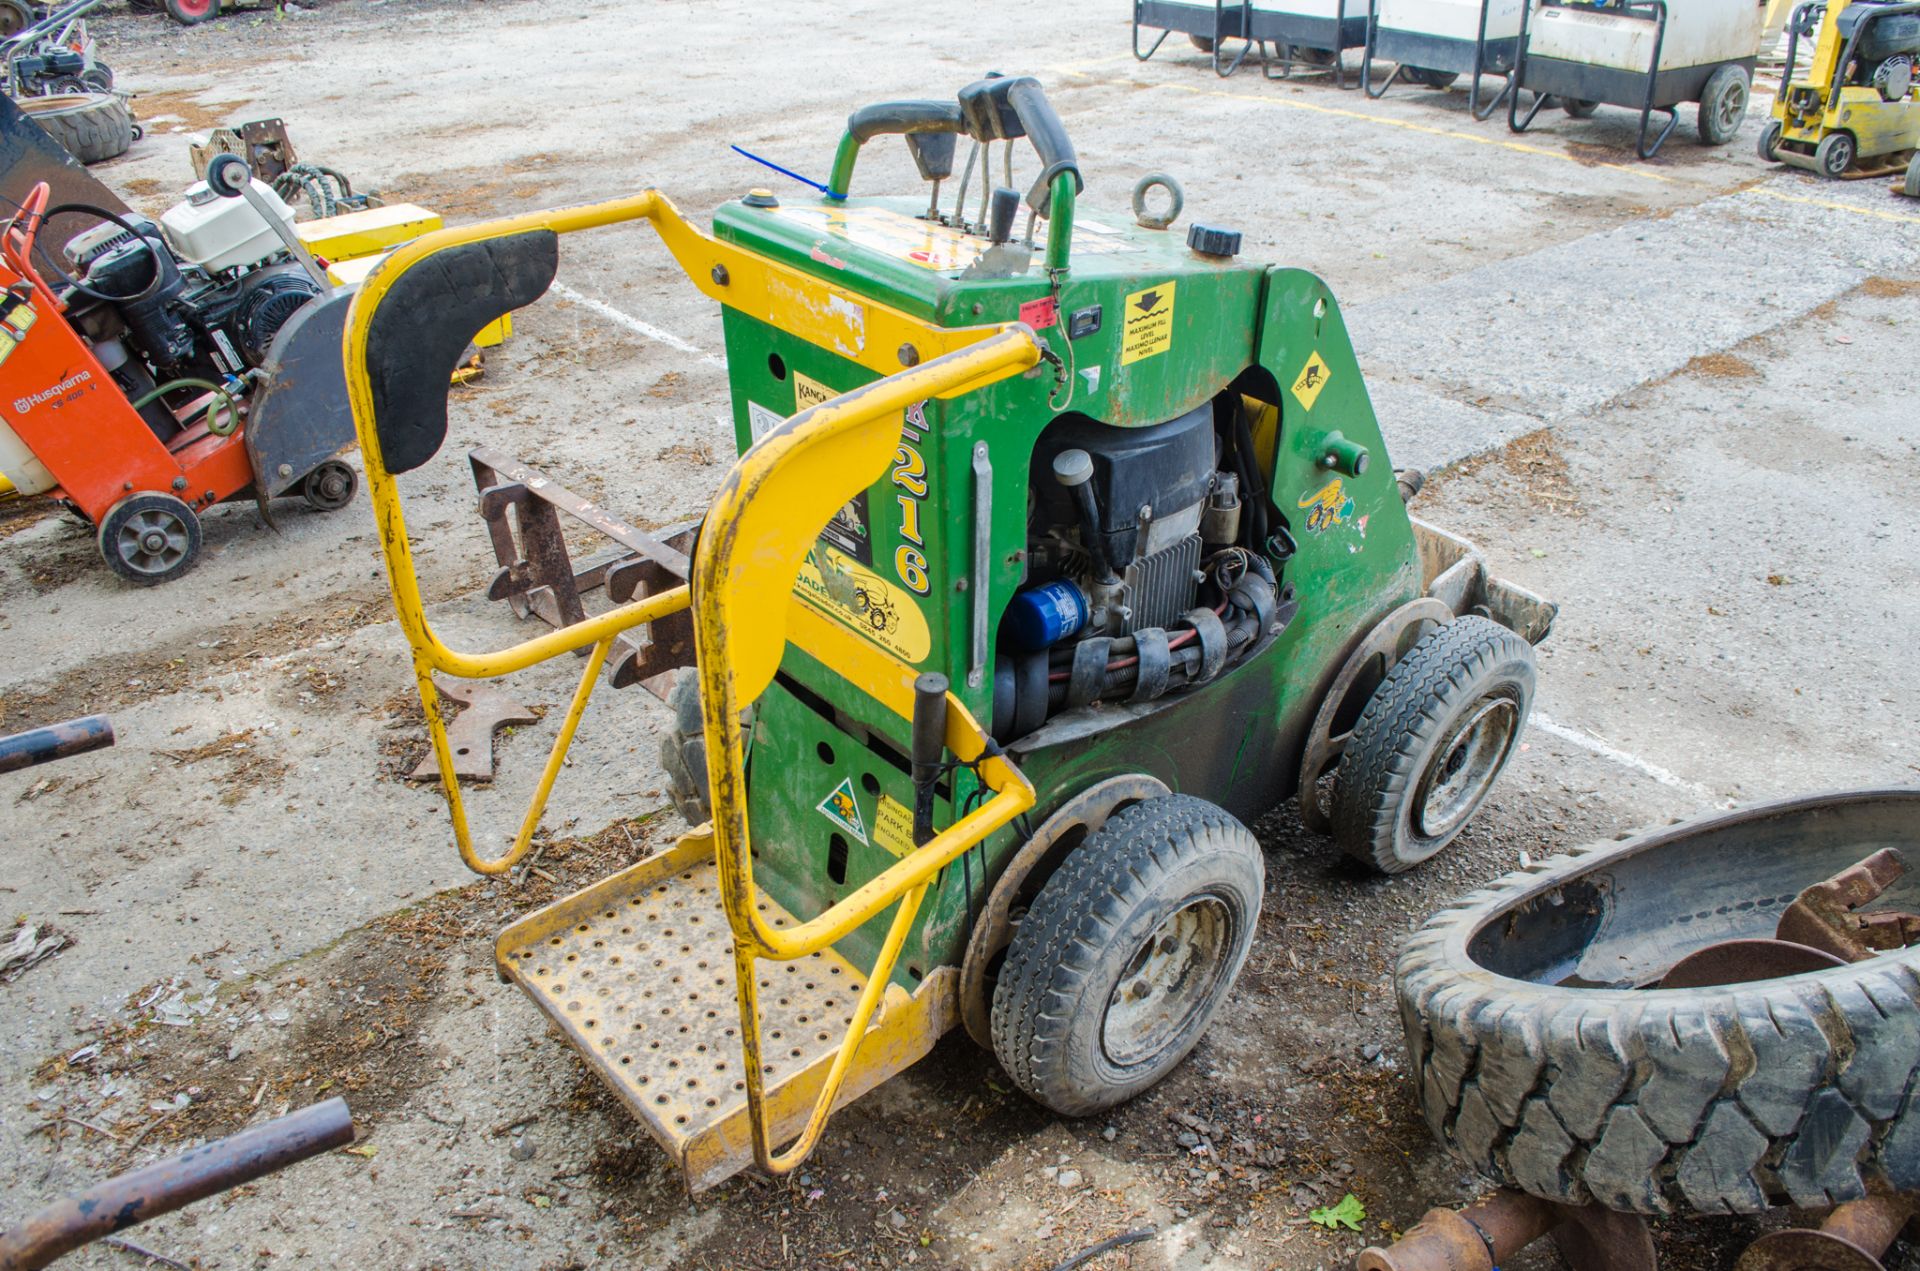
710,193,1419,985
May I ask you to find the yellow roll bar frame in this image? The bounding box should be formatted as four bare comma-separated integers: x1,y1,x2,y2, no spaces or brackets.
343,192,1041,1173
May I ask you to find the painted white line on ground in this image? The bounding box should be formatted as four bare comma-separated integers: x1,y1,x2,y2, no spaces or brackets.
1530,712,1730,807
550,281,727,368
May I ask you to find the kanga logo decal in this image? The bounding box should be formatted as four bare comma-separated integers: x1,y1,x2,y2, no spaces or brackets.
816,776,868,845
1298,478,1356,533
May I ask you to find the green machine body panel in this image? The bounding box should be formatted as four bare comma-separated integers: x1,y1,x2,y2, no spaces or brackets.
707,191,1419,984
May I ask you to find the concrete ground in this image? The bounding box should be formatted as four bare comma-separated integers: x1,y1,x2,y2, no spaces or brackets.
0,1,1916,1267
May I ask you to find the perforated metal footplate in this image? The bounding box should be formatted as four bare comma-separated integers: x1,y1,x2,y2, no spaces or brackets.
495,831,954,1191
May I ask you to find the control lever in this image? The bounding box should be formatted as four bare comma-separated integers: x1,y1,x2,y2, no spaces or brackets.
910,673,949,846
203,152,332,291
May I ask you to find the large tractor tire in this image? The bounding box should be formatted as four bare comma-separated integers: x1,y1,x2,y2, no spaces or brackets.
1331,615,1536,874
991,794,1263,1117
1396,789,1920,1215
18,93,134,165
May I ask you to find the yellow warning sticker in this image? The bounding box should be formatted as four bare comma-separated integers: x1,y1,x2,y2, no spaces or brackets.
1290,351,1332,412
793,371,834,412
0,295,36,368
872,794,917,859
795,544,932,664
1121,282,1176,366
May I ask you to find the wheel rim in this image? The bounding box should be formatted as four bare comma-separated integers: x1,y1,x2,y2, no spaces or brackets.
1826,138,1854,175
172,0,214,13
308,465,352,508
1102,896,1233,1068
1414,695,1520,839
116,509,191,575
1714,82,1747,136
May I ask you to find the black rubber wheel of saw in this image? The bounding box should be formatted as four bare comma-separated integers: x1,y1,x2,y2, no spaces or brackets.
19,93,134,165
301,460,357,513
98,491,202,586
990,794,1263,1117
1331,615,1535,874
1697,64,1751,146
1562,97,1600,118
1406,67,1460,90
1395,789,1920,1215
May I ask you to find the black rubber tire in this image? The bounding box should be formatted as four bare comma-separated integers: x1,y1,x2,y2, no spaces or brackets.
1562,98,1600,119
660,672,713,825
1188,33,1216,53
300,460,357,512
1406,67,1460,90
1697,64,1751,147
1331,615,1536,874
97,492,202,586
1816,130,1857,178
1758,119,1784,163
1397,803,1920,1215
990,794,1263,1117
1905,154,1919,199
19,93,135,165
0,0,30,37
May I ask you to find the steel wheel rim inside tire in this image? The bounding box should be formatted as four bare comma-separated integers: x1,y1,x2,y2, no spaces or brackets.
1102,896,1233,1067
117,509,192,575
1415,694,1519,839
1712,81,1747,136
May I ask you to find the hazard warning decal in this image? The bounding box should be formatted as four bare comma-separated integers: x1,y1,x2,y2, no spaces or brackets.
1290,351,1332,412
1121,281,1175,366
816,776,869,846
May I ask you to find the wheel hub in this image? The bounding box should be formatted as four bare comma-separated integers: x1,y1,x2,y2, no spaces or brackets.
118,509,190,574
1102,897,1232,1067
1415,696,1519,839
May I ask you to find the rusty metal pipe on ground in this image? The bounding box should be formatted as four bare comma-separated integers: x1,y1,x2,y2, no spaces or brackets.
0,715,112,775
1357,1188,1654,1271
0,1098,353,1270
1358,1191,1556,1271
1736,1193,1920,1271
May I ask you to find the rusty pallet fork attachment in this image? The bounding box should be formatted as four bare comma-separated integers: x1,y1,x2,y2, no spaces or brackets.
467,446,696,694
344,193,1043,1187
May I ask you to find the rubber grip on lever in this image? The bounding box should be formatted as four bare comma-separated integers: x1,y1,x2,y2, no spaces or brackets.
846,100,965,143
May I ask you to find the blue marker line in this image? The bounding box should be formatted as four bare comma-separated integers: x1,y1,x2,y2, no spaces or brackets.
730,146,846,201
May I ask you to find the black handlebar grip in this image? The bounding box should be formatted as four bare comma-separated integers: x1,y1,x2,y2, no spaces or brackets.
1003,80,1078,188
846,100,965,144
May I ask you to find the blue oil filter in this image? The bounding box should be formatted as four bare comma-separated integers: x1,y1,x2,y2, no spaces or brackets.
1004,579,1089,651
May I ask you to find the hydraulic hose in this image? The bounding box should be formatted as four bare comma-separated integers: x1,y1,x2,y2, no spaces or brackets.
130,377,241,437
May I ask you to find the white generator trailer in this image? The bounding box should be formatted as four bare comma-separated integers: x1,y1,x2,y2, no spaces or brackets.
1509,0,1767,158
1134,0,1369,84
1363,0,1528,117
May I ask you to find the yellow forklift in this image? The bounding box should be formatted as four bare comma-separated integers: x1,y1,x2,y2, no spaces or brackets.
1760,0,1920,178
